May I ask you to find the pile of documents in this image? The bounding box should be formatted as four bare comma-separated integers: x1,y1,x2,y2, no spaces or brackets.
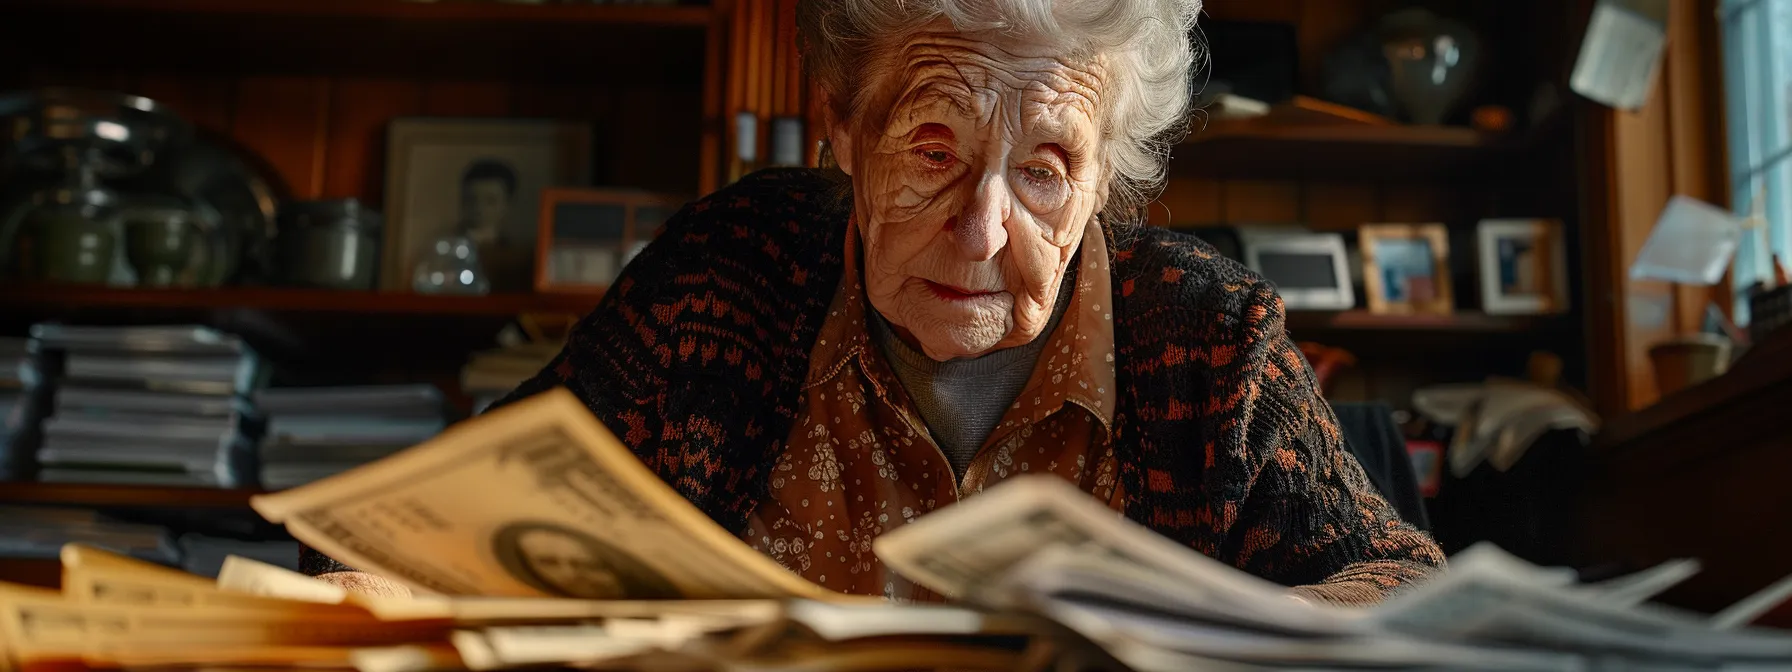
6,388,1792,672
255,385,449,490
20,324,265,487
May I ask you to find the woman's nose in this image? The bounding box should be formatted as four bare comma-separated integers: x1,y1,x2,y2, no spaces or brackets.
954,171,1009,261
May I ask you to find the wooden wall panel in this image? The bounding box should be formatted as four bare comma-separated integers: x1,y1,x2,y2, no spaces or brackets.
1584,0,1729,414
421,80,512,117
1222,180,1301,222
322,78,424,203
1380,185,1458,224
1150,179,1476,230
510,83,591,120
1304,183,1378,231
232,76,331,199
606,85,706,194
1664,0,1729,333
134,74,236,136
1155,177,1222,225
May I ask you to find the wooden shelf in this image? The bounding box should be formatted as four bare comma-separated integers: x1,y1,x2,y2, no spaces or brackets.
8,0,716,26
5,0,714,85
1173,97,1534,181
0,286,605,317
1285,310,1563,334
0,482,261,509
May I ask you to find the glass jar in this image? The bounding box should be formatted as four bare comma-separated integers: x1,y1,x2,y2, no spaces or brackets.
277,199,383,290
412,235,490,295
22,183,123,286
122,202,202,288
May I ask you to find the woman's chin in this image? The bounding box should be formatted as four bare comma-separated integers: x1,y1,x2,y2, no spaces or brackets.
910,323,1009,361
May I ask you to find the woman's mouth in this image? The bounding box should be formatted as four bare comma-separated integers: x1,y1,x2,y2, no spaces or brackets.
923,280,999,301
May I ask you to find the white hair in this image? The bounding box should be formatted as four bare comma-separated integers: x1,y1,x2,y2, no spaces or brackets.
797,0,1204,225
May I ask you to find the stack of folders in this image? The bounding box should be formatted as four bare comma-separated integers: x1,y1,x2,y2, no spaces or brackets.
27,324,265,488
0,505,178,565
0,505,297,577
255,384,449,490
0,337,27,478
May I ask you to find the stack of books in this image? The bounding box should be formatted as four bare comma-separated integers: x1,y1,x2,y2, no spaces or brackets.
0,505,178,565
255,384,449,490
25,324,265,488
0,337,27,479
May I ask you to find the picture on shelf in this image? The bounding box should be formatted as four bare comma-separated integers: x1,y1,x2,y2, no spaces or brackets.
1477,218,1569,315
1228,226,1356,311
535,188,685,294
1360,223,1454,315
383,118,592,292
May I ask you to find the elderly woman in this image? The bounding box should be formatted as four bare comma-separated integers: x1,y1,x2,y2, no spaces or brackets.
307,0,1443,604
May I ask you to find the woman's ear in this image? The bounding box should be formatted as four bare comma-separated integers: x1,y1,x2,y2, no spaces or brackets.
825,102,854,176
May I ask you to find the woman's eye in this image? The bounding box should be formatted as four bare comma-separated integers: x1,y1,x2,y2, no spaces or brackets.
917,147,953,165
1022,165,1056,182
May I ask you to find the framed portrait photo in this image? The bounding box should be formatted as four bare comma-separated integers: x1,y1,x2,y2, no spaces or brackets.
1231,226,1356,311
535,188,685,293
1360,223,1454,315
1477,218,1570,315
382,118,592,292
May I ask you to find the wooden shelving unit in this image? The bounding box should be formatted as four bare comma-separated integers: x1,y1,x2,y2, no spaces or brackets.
0,483,262,509
1173,97,1545,181
0,286,605,317
5,0,716,25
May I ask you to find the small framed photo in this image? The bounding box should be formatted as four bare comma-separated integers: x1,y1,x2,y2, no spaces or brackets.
1360,223,1454,315
1477,218,1570,315
535,188,684,293
1233,227,1356,311
383,118,592,292
1405,439,1444,498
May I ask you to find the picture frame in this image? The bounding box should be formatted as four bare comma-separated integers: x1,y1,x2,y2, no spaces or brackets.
534,188,685,293
382,118,592,292
1476,218,1570,315
1232,226,1356,311
1405,439,1444,498
1359,223,1454,315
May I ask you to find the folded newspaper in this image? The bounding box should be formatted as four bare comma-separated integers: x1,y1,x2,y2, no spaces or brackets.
2,387,1789,672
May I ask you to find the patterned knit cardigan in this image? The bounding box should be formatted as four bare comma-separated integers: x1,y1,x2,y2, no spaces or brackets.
306,168,1443,603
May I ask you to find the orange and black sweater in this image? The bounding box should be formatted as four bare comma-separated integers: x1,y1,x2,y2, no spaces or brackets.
303,169,1444,604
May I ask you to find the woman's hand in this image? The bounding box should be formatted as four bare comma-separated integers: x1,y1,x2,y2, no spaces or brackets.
313,571,414,599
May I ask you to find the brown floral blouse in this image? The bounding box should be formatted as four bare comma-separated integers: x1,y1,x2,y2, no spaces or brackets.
743,220,1122,599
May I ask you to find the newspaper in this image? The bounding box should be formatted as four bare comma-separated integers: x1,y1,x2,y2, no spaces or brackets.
252,388,837,602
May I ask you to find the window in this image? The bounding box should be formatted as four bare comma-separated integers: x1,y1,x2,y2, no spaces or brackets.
1722,0,1792,322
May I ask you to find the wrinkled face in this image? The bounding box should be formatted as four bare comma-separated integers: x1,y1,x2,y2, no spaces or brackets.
839,27,1108,361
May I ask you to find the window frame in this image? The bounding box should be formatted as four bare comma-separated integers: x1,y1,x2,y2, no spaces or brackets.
1721,0,1792,323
